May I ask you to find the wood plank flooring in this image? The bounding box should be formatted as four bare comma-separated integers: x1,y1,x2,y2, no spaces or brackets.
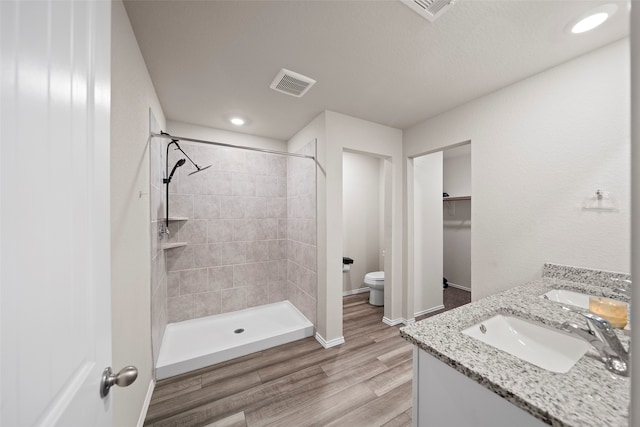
145,289,470,427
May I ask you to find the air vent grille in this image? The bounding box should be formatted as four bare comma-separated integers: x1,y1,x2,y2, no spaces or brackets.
401,0,456,22
270,69,316,98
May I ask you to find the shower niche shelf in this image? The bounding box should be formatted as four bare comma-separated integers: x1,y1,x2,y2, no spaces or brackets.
162,242,188,250
163,217,188,222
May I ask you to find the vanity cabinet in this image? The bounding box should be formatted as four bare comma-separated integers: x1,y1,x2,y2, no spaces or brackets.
412,348,546,427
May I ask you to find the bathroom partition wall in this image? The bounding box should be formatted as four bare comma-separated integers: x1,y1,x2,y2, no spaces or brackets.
286,141,317,325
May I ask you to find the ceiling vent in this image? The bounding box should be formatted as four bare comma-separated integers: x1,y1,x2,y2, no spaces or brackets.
270,69,316,98
400,0,456,22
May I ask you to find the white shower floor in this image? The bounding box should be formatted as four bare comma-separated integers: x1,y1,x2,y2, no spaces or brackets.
156,300,314,379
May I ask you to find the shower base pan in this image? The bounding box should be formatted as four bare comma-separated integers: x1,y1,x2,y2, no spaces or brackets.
156,300,314,380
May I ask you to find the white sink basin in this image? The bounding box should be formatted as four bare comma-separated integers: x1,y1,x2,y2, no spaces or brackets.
541,289,591,309
461,315,590,373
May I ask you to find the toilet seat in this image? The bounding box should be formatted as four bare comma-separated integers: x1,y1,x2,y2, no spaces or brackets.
364,271,384,285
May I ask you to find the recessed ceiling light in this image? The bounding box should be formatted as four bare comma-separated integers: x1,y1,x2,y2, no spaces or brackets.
230,117,245,126
568,4,618,34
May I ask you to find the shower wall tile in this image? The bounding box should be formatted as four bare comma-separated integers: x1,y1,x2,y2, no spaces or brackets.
221,288,246,313
246,285,269,308
177,167,208,195
218,242,246,265
257,218,277,240
152,186,163,222
193,244,220,268
246,241,269,263
268,240,287,260
194,195,220,219
151,273,167,365
278,219,287,239
168,194,194,218
277,260,287,281
168,295,194,323
233,263,259,288
265,260,280,281
255,176,277,197
267,198,287,218
179,220,207,245
231,173,256,197
233,219,257,242
207,219,233,243
167,272,180,298
194,291,221,318
206,171,232,196
180,268,208,295
246,152,268,175
245,197,268,219
208,266,233,291
163,221,182,245
220,196,246,219
276,178,287,198
269,281,287,303
219,148,246,173
166,246,195,271
269,156,286,177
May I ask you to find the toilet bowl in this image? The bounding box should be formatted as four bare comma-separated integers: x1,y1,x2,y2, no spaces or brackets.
364,271,384,306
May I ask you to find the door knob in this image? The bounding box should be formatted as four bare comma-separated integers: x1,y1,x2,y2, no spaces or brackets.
100,366,138,398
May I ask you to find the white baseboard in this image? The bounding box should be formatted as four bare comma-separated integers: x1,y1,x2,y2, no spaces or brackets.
137,378,155,427
414,304,445,318
315,332,345,348
383,316,416,326
382,316,403,326
447,282,471,292
342,287,370,296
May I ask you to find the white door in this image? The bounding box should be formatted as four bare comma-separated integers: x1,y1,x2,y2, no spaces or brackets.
1,0,114,426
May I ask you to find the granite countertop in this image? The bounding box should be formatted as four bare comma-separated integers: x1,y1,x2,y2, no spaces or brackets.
400,264,631,427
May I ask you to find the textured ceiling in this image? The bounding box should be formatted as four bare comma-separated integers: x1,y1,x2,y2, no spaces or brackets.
124,0,630,141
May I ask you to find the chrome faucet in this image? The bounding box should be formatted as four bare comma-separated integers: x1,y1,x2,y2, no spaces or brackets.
561,312,629,376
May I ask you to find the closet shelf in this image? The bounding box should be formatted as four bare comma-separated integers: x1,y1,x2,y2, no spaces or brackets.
162,242,188,250
443,196,471,202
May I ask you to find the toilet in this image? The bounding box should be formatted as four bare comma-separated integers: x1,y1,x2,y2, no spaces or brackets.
364,271,384,306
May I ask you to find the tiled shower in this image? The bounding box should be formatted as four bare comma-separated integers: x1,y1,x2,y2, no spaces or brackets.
149,126,316,366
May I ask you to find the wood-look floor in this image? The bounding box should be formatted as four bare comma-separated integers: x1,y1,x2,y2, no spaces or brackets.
144,289,470,427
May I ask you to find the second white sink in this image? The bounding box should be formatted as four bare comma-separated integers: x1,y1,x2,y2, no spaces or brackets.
541,289,591,309
462,315,590,373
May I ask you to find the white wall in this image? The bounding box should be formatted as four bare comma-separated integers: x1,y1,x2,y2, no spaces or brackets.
111,1,166,425
443,144,471,290
342,152,382,293
405,39,630,301
413,153,444,315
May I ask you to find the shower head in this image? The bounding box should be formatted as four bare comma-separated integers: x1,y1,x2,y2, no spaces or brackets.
188,164,212,176
164,158,185,185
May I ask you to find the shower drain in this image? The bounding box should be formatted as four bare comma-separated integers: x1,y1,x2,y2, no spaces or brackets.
234,328,245,334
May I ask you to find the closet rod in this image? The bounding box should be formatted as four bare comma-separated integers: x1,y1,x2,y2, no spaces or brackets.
151,132,316,160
